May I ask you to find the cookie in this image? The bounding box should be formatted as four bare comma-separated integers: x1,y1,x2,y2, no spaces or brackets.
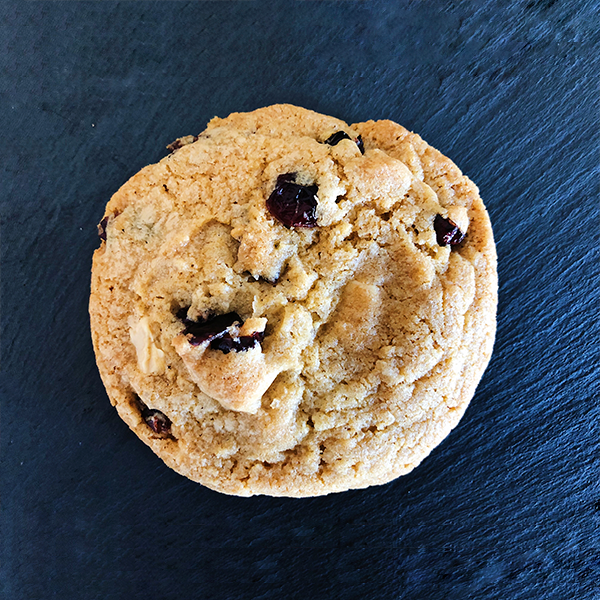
90,104,497,497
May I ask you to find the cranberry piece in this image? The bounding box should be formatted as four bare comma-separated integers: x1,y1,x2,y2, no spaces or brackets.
266,173,318,228
166,135,199,153
325,131,351,146
177,309,265,353
355,135,365,154
324,131,365,154
142,408,172,436
134,396,172,436
434,215,465,246
180,312,242,346
175,306,190,322
210,330,265,354
97,216,109,241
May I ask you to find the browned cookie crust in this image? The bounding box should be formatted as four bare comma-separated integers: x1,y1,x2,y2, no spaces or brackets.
90,104,497,497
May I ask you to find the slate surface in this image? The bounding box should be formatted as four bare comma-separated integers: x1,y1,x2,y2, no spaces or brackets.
1,1,598,599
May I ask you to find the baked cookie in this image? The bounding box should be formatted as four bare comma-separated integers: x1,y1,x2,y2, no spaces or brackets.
90,104,497,497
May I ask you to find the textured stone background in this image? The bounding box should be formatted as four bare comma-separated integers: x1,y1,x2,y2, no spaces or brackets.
1,1,598,599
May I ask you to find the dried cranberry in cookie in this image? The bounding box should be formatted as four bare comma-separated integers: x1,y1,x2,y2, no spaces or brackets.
177,310,265,353
134,396,173,437
434,214,466,246
323,131,365,154
166,135,199,153
143,408,172,436
266,173,319,228
180,312,242,346
210,330,265,354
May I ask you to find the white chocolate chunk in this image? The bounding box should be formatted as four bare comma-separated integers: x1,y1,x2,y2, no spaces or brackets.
446,206,469,234
344,150,412,210
128,316,166,375
173,337,279,414
239,317,267,336
172,319,277,414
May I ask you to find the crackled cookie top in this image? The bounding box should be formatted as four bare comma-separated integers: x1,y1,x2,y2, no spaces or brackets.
90,104,497,497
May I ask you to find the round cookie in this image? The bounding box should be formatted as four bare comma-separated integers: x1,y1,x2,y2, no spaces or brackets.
90,104,497,497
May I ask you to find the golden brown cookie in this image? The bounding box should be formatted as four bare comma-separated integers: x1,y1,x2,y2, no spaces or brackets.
90,104,497,497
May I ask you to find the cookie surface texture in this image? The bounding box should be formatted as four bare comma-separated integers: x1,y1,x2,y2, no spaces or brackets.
90,104,497,497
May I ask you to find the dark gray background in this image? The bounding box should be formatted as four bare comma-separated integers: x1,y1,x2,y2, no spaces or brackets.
1,1,598,599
